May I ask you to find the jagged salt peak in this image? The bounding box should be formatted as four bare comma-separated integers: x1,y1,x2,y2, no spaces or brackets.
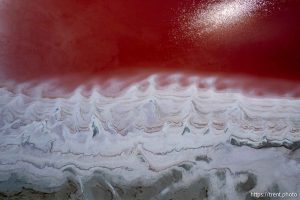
0,74,299,156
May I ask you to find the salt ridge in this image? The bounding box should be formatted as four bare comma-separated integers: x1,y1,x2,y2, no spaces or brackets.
0,74,300,199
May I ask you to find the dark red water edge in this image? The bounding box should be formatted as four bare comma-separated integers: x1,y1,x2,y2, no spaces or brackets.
0,0,299,97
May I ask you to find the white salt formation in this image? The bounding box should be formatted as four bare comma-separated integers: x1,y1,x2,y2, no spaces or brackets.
0,74,300,199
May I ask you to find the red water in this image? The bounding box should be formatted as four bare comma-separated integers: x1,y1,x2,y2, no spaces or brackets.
0,0,299,84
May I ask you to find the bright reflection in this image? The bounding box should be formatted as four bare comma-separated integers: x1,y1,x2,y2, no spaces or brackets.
189,0,266,33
